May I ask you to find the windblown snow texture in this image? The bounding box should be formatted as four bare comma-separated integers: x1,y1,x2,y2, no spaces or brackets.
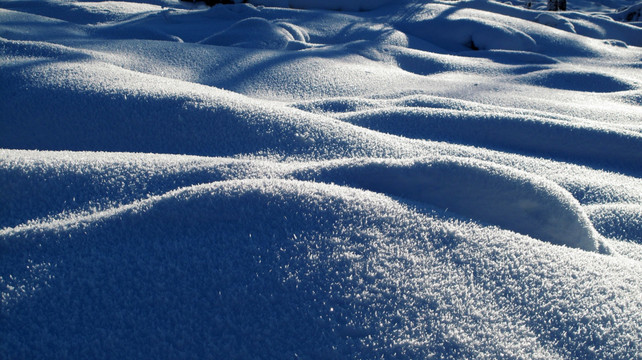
1,0,642,358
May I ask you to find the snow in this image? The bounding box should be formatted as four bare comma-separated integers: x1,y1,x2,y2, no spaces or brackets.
1,0,642,358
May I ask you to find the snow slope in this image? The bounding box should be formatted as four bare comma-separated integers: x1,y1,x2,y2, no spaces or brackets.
1,0,642,358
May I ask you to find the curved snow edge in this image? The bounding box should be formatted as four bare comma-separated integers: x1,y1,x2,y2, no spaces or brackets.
0,162,612,255
291,157,612,254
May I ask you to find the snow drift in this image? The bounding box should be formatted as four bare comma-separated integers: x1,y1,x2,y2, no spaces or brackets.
2,177,641,359
291,158,610,253
1,0,642,358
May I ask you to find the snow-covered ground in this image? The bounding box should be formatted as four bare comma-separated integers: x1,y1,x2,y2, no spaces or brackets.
1,0,642,358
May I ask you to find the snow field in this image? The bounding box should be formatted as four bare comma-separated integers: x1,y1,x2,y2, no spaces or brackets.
1,0,642,358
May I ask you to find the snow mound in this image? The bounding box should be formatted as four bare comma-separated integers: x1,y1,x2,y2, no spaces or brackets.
535,13,577,33
291,158,609,253
2,179,425,358
0,151,263,229
199,17,309,50
586,203,642,243
401,16,537,52
465,49,560,65
0,178,545,358
519,68,638,92
611,2,642,22
250,0,395,11
0,8,87,41
0,46,419,160
336,106,642,173
0,1,162,25
2,178,639,359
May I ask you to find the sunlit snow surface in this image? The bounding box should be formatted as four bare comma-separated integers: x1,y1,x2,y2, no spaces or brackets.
1,0,642,358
